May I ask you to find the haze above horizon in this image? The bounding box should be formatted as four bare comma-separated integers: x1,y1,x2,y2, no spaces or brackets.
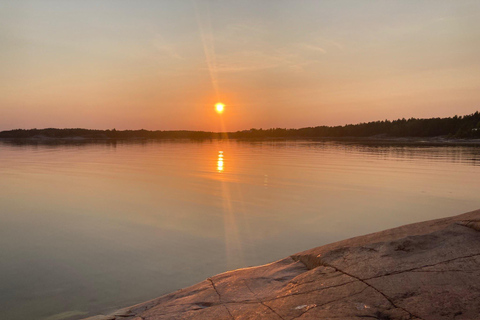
1,1,479,132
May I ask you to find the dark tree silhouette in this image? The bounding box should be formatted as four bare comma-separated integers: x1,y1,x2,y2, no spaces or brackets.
1,112,479,140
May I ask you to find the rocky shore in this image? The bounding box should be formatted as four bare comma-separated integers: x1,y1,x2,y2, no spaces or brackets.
84,209,480,320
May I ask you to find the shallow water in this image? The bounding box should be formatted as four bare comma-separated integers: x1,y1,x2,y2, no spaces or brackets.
1,140,479,320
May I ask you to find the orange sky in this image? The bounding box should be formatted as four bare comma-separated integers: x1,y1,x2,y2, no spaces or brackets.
1,1,479,132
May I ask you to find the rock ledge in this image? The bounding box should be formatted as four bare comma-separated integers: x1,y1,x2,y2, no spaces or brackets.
84,209,480,320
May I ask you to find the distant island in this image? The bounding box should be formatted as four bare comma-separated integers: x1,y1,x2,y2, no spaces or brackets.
1,112,479,141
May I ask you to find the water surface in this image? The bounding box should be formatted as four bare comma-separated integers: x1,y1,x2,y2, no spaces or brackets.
1,140,479,320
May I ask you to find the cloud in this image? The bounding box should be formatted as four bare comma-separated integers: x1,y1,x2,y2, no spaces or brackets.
301,44,327,54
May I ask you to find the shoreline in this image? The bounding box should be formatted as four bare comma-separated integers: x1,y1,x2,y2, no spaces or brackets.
2,136,480,146
83,208,480,320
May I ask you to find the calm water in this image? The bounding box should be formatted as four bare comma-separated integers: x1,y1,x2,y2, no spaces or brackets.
1,140,480,320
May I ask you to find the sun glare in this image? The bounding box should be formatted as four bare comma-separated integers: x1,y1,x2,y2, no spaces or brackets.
215,103,225,114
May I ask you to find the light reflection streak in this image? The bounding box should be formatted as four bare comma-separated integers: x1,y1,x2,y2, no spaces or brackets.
215,149,245,269
217,150,224,172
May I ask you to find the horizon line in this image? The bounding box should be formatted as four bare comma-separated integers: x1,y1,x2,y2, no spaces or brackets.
1,111,478,134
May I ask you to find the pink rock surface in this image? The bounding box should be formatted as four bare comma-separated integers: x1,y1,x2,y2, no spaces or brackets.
84,209,480,320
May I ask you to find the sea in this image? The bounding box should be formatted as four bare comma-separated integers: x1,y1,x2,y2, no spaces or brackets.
1,139,479,320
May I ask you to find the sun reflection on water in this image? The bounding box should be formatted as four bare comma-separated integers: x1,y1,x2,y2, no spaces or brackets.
217,150,224,172
213,148,246,269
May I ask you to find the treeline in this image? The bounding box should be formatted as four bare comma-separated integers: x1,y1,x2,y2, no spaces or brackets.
232,112,480,139
1,112,479,140
0,128,223,140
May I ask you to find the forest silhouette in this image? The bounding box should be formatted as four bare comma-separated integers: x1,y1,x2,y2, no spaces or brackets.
1,112,479,140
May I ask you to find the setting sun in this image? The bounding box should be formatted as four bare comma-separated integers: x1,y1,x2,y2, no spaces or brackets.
215,103,225,114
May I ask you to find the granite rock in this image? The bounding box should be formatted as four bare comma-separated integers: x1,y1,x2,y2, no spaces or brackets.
84,209,480,320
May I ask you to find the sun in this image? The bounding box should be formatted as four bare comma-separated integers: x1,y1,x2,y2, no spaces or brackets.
215,103,225,114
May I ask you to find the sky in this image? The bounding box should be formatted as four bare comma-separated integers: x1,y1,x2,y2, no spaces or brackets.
1,0,479,132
